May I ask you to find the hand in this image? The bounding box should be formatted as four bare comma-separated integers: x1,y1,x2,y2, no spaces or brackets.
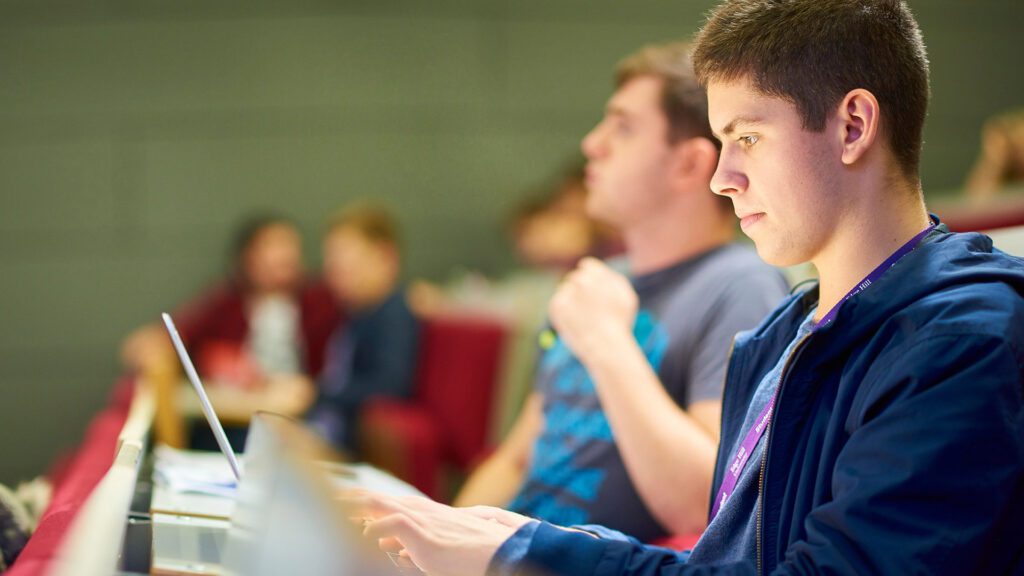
548,257,639,362
406,279,447,317
456,504,536,533
120,324,174,372
346,491,531,576
263,374,317,416
981,121,1010,159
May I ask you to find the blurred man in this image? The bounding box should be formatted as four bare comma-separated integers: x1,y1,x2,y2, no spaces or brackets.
454,42,787,541
306,204,420,456
965,107,1024,197
361,2,1024,575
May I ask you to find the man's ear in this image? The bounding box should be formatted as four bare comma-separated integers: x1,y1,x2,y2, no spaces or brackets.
838,89,881,166
382,243,401,268
672,136,719,185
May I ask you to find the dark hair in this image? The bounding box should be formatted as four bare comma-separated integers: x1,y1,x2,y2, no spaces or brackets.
232,212,294,263
692,0,930,179
616,42,716,147
327,202,400,248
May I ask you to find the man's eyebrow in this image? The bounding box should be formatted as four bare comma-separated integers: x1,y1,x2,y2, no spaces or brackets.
717,116,764,138
604,104,632,119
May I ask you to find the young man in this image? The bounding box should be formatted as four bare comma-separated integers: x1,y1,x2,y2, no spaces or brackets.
357,1,1024,574
454,41,787,541
306,204,420,456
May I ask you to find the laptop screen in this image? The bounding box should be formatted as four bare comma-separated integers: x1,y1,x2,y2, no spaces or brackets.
161,312,243,482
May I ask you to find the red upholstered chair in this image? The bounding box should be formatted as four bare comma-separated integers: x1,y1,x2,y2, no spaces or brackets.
359,314,508,501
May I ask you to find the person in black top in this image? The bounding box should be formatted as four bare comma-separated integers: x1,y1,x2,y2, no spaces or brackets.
306,203,420,455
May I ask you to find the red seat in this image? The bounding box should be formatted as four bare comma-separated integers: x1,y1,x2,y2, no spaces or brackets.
360,314,508,501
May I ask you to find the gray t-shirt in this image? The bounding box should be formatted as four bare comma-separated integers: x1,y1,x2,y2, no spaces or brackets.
509,243,789,542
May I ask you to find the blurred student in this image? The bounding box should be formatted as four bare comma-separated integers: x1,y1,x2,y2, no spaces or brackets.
306,204,420,456
965,107,1024,198
418,167,620,437
120,213,339,384
453,42,787,541
416,164,606,320
511,167,608,272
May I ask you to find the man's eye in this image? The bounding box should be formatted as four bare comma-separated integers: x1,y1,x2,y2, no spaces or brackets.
739,135,759,147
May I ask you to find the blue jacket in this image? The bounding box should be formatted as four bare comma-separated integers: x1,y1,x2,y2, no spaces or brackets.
512,227,1024,575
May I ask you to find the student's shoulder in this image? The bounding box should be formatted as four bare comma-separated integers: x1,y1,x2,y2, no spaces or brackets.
876,231,1024,346
175,279,244,324
899,279,1024,345
858,281,1024,399
849,284,1024,443
299,277,335,303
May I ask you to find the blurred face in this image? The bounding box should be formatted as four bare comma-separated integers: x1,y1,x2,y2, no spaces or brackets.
515,209,592,268
581,76,678,228
323,227,398,309
708,77,844,267
242,223,302,294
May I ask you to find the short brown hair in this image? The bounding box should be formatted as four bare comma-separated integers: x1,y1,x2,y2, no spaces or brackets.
327,202,400,247
616,42,716,146
693,0,930,179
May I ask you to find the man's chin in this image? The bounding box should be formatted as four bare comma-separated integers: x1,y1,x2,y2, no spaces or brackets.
584,203,619,227
751,242,806,269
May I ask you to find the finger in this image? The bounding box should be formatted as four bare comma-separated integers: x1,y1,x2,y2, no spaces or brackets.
363,513,423,544
548,289,572,318
377,535,404,553
339,491,423,521
337,487,373,500
560,269,582,287
572,262,611,287
579,256,604,270
590,263,621,285
346,515,368,529
392,549,420,570
363,516,430,572
336,491,379,516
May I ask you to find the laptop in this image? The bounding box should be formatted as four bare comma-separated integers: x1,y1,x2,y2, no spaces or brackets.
149,443,238,543
152,313,244,575
221,412,420,575
158,313,421,574
162,313,243,481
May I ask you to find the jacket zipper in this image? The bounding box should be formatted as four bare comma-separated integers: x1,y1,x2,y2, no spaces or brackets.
757,333,812,576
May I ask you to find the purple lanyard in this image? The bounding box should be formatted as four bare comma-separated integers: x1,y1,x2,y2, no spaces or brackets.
709,222,934,522
813,223,936,329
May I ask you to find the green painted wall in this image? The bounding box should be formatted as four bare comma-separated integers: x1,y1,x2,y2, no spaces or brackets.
2,1,1022,484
